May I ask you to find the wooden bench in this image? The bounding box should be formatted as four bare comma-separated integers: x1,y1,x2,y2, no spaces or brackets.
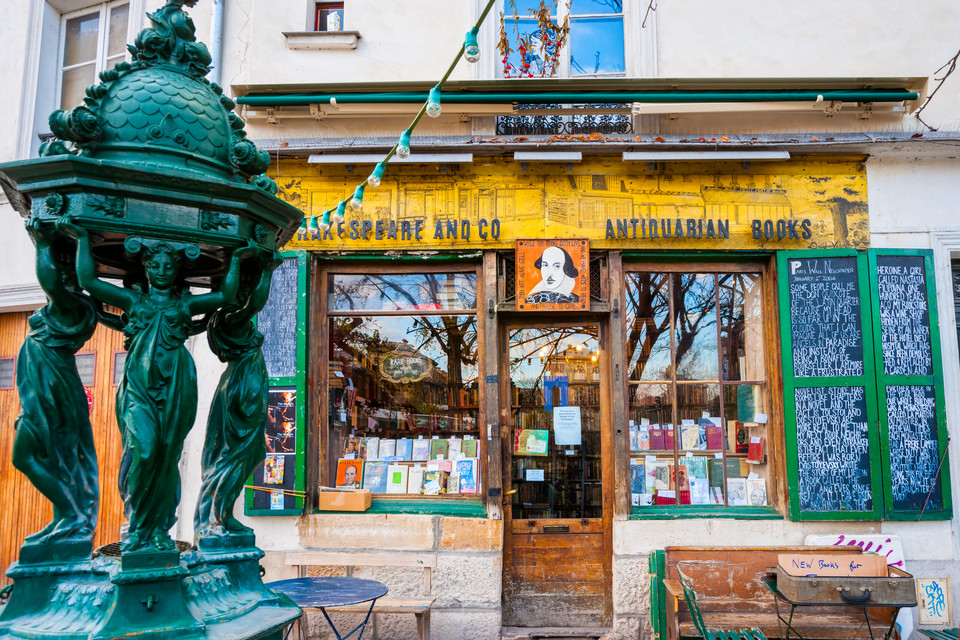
651,546,898,640
286,551,436,640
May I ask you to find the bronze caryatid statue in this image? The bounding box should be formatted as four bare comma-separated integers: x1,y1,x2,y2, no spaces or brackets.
0,0,304,637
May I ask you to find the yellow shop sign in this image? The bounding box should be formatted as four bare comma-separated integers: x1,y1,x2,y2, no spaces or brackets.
278,156,868,251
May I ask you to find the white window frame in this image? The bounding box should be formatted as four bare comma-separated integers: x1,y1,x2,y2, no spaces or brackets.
500,0,626,79
56,0,132,111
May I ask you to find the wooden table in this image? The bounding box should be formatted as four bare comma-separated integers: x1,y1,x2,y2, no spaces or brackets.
763,578,914,640
266,576,388,640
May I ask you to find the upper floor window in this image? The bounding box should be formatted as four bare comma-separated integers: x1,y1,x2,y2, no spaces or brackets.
500,0,624,78
315,2,344,31
59,1,129,111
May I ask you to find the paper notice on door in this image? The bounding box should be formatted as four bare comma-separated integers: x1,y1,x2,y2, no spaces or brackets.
525,469,545,482
552,406,582,445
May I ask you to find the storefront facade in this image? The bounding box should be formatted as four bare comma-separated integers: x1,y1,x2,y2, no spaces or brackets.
199,153,956,638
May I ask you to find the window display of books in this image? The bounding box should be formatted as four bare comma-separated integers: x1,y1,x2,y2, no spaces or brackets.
337,434,481,496
629,414,769,508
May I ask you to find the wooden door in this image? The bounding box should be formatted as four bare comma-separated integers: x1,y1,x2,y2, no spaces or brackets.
0,311,126,584
501,323,612,627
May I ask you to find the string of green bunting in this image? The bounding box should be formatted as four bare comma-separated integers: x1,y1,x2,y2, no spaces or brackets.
300,0,497,237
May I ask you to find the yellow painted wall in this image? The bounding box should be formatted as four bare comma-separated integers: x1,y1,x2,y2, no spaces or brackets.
278,155,868,251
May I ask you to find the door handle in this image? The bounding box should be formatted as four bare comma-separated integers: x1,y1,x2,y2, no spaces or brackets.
502,489,517,506
543,525,570,533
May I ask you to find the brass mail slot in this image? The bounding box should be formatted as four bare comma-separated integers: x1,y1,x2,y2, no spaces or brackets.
542,525,570,533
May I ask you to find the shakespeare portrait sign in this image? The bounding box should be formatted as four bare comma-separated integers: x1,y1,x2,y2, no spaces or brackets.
516,239,589,311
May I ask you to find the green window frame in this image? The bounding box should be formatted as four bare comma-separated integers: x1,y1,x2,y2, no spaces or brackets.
778,248,952,521
869,249,952,520
244,250,309,516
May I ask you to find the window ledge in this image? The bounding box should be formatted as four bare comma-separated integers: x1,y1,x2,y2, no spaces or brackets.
630,505,783,520
313,497,485,517
283,31,361,50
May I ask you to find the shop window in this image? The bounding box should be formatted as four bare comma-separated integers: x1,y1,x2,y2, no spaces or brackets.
314,2,344,31
625,266,773,512
112,351,126,386
76,352,96,387
58,1,130,110
0,357,14,390
500,0,624,78
324,271,481,499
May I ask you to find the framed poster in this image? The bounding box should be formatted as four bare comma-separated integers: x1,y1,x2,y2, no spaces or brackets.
516,239,589,310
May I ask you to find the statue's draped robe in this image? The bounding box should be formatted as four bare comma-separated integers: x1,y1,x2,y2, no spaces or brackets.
196,310,267,533
15,302,99,532
117,295,196,545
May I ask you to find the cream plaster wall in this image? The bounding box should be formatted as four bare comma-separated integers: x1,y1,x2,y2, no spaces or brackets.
218,0,474,92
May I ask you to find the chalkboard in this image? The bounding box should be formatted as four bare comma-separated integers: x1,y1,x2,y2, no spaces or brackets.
258,257,299,379
886,385,941,511
795,386,873,512
876,256,933,376
787,257,864,378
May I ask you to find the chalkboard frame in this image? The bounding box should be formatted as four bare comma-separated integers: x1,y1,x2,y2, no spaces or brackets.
778,249,883,521
868,248,952,520
245,250,309,516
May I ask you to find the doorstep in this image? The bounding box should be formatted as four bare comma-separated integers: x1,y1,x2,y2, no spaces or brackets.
501,627,614,640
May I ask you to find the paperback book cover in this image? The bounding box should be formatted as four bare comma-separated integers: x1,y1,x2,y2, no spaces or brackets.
397,438,413,461
429,438,449,460
386,464,408,494
456,459,478,493
341,436,362,459
630,461,645,494
663,425,675,451
336,459,364,489
708,458,725,488
680,423,701,450
729,421,750,454
636,426,651,450
407,466,425,494
362,437,380,461
379,439,397,459
747,436,765,463
514,429,549,456
446,472,460,494
447,437,462,459
362,460,389,493
704,426,723,450
649,426,665,450
690,478,710,505
727,478,748,506
411,438,430,461
629,426,639,452
747,477,768,506
685,456,708,480
422,470,447,495
462,438,478,458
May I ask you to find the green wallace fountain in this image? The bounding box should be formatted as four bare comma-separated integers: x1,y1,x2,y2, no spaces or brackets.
0,1,303,637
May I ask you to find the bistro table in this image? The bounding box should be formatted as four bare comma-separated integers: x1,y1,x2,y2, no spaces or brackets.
763,578,915,640
266,576,388,640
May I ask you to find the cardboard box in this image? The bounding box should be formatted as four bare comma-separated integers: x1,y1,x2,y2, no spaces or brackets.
317,488,371,512
778,553,886,577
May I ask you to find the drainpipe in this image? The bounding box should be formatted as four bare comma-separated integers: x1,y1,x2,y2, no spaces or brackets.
209,0,225,88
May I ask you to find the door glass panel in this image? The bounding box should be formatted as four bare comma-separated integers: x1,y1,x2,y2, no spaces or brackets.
509,326,601,519
719,272,765,381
